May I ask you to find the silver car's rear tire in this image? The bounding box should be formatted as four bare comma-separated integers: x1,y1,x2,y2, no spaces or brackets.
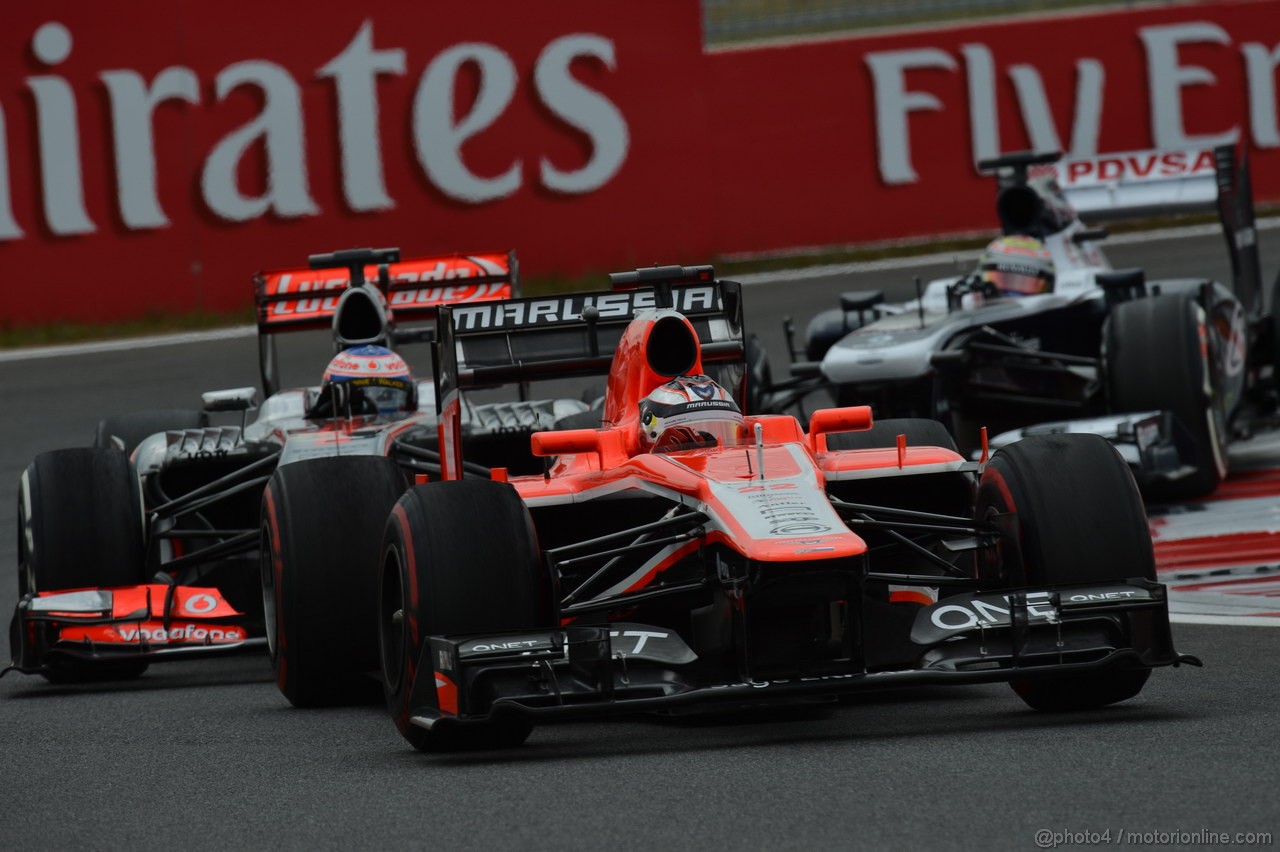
1107,293,1228,500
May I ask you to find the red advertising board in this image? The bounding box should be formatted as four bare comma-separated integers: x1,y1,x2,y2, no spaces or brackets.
1,0,1278,325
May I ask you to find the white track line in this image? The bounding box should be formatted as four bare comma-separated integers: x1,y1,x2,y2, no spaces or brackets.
0,325,256,363
3,216,1278,362
1170,614,1280,627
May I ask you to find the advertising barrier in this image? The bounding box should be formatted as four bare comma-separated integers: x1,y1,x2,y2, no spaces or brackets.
1,0,1278,324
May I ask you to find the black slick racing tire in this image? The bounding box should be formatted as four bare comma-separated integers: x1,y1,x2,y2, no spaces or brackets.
1008,667,1153,713
261,456,406,707
1271,270,1280,379
18,448,149,682
975,434,1154,711
1106,293,1228,500
745,332,774,415
824,417,958,452
94,409,207,455
380,480,552,752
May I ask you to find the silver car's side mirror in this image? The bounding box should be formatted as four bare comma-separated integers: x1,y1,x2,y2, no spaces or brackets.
202,387,259,412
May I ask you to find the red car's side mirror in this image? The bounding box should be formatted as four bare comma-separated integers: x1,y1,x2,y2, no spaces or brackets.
531,429,602,458
809,406,874,453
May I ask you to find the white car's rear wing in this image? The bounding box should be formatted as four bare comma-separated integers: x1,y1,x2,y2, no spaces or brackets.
1051,148,1219,219
1009,145,1263,318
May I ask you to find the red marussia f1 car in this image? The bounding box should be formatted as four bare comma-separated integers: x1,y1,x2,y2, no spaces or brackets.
266,265,1198,752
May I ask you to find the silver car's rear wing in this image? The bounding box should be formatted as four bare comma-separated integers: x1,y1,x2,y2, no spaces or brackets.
251,249,520,396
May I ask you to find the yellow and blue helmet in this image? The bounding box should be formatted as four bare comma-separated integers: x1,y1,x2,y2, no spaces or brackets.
979,237,1055,296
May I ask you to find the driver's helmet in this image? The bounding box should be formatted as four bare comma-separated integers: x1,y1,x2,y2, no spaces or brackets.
978,236,1055,296
320,345,417,416
638,375,745,452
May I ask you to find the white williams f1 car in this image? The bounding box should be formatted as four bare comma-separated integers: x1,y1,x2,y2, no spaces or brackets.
783,145,1271,501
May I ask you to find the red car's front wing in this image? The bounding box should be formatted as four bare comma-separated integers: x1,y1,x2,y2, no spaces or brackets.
404,580,1198,733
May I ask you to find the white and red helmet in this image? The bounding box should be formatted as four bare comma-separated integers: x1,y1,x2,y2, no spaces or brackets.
638,375,744,452
320,345,416,416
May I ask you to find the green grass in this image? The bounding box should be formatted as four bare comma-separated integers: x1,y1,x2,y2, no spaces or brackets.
0,307,257,350
702,0,1140,45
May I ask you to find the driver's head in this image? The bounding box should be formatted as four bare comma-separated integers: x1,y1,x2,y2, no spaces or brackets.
978,236,1055,296
320,345,416,416
638,375,744,452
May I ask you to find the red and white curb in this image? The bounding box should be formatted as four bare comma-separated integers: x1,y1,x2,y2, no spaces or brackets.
1150,433,1280,627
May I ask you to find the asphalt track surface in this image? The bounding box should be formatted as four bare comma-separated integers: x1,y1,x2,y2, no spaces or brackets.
2,231,1279,850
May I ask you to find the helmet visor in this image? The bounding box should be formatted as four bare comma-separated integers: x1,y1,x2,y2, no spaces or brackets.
346,376,414,415
982,268,1051,295
648,411,747,452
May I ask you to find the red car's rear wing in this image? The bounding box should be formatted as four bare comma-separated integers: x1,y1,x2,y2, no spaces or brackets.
432,265,748,479
252,248,519,396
